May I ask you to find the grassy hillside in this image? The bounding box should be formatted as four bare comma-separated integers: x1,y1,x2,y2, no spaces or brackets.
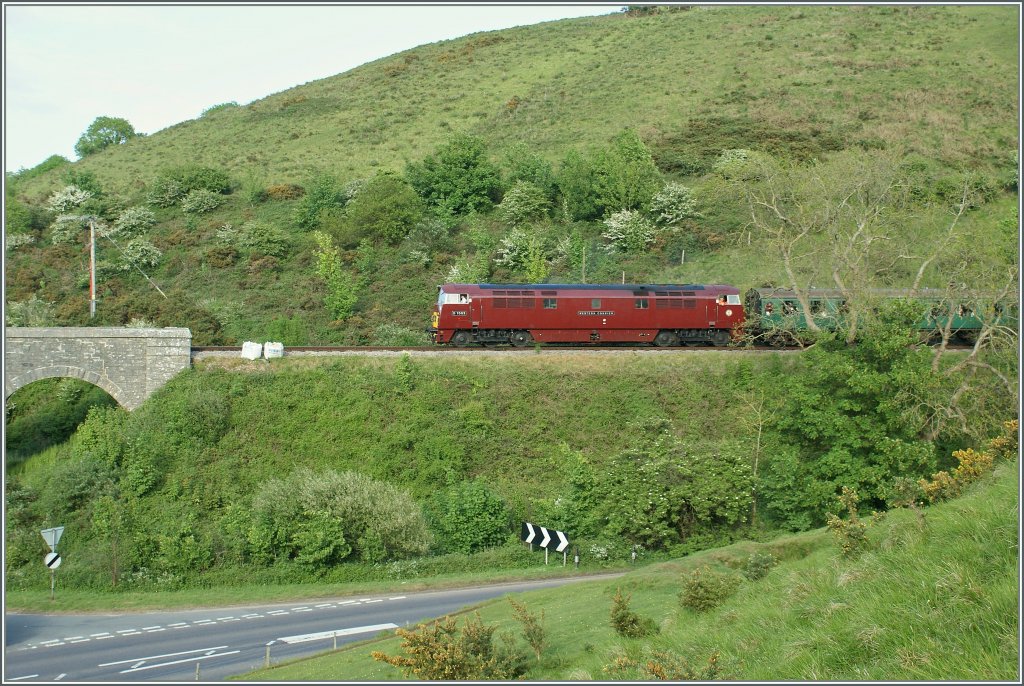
4,4,1018,346
241,460,1019,681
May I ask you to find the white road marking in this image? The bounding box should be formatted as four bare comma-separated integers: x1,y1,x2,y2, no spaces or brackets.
99,645,230,667
315,603,334,608
277,623,399,644
216,616,239,622
64,636,84,641
69,638,90,644
388,596,407,600
90,632,112,638
168,622,189,629
363,599,383,604
7,675,39,681
119,650,240,673
241,613,262,619
54,674,66,681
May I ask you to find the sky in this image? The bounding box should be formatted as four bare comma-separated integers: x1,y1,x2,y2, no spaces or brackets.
3,2,619,173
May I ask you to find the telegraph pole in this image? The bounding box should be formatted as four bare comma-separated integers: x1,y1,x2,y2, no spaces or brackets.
89,219,97,318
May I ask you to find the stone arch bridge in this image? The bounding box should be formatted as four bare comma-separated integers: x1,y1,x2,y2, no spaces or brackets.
4,327,192,410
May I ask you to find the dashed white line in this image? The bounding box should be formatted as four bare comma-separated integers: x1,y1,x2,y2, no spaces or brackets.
168,622,189,629
145,628,165,633
315,603,334,608
389,596,407,600
70,638,90,644
216,616,239,622
64,636,84,641
241,613,262,619
363,599,383,604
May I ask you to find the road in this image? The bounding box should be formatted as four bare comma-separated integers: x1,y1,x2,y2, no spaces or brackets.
4,574,617,682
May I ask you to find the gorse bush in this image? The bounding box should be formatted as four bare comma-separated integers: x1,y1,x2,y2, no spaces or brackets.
509,598,546,662
372,613,523,680
825,487,869,557
610,587,658,637
919,419,1017,503
678,566,741,612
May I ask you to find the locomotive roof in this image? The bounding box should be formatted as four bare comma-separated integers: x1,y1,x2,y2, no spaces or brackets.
443,283,739,292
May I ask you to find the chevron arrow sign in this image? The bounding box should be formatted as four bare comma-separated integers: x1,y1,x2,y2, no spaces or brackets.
521,522,569,551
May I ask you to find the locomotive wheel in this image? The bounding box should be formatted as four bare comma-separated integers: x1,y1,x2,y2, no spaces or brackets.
654,331,678,347
711,330,731,347
450,331,471,347
510,330,533,347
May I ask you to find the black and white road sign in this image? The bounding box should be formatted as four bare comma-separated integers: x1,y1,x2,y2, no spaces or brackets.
44,552,61,569
41,526,64,552
520,522,569,552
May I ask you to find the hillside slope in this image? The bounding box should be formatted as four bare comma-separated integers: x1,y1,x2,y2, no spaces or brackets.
5,5,1017,346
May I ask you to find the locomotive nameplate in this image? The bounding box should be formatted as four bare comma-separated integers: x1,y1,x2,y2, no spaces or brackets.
450,310,468,316
577,311,614,316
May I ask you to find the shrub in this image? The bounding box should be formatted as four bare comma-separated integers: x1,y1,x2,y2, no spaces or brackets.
678,566,741,612
204,245,238,267
265,183,305,200
372,613,522,680
591,129,662,215
406,133,502,217
428,479,511,554
650,182,701,226
312,231,358,322
238,220,290,257
497,180,550,227
46,185,93,213
603,650,723,680
373,323,430,346
610,588,658,637
294,173,344,231
180,189,225,214
342,171,425,244
601,209,658,254
109,206,156,240
509,598,546,662
742,551,778,581
117,238,162,271
146,176,185,207
825,487,869,557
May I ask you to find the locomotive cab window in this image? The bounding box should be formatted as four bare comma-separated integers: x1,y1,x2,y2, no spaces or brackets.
543,298,557,309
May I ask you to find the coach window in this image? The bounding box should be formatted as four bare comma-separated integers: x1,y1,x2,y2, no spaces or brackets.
635,298,649,309
592,298,601,309
543,298,557,309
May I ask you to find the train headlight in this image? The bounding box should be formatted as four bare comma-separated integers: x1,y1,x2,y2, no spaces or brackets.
725,309,733,317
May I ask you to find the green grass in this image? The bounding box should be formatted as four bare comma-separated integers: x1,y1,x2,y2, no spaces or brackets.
237,461,1019,681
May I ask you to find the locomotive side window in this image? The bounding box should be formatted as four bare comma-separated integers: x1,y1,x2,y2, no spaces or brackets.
635,298,648,309
592,298,601,308
543,298,557,309
726,294,741,305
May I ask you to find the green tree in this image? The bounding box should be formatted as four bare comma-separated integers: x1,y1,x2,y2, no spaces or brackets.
591,129,662,216
428,479,511,554
294,173,344,231
555,148,599,221
312,231,358,322
406,133,502,218
343,171,425,244
74,116,138,157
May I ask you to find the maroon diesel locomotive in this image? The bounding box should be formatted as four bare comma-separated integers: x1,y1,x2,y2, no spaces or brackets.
429,283,744,346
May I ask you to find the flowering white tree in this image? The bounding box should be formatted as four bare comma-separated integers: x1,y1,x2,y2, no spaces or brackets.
650,182,701,227
117,239,162,272
108,206,155,240
601,209,658,254
46,185,93,213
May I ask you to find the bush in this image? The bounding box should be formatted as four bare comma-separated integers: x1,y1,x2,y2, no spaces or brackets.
825,487,869,557
180,189,225,214
238,220,290,257
406,133,502,217
265,183,305,200
497,180,550,227
650,182,701,226
117,239,162,271
372,613,523,680
601,209,658,254
742,551,778,581
428,479,511,554
678,566,741,612
109,206,155,240
610,588,658,637
294,173,344,231
342,171,425,244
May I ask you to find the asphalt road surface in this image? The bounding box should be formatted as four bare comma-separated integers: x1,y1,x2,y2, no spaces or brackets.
5,574,619,682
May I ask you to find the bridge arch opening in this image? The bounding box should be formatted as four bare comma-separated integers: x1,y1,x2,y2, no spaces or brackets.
5,376,118,469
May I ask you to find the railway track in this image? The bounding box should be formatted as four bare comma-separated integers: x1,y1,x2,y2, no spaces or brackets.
191,343,973,357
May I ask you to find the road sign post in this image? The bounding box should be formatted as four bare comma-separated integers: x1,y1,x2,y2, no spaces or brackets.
521,521,570,567
41,528,64,601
